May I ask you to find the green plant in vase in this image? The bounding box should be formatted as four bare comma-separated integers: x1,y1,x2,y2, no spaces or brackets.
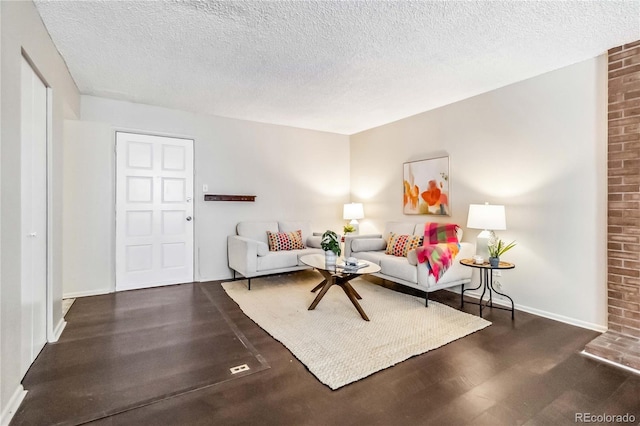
488,236,516,267
321,230,341,255
321,230,341,266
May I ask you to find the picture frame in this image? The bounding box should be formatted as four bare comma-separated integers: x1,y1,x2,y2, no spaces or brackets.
403,156,450,216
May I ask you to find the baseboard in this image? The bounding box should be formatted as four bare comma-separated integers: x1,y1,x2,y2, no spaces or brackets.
0,385,27,426
446,288,607,333
63,288,112,299
50,318,67,343
515,303,607,333
198,275,233,283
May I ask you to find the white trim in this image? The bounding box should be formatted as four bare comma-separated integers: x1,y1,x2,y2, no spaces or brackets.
198,274,234,282
0,386,27,426
580,351,640,376
49,318,67,343
63,288,112,299
45,86,55,342
447,288,607,332
514,303,607,333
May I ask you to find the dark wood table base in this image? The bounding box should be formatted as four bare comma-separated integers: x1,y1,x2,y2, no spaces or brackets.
308,269,369,321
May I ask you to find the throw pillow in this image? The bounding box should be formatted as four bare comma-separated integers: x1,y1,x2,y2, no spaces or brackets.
305,235,322,249
425,223,460,244
266,230,305,251
385,233,424,257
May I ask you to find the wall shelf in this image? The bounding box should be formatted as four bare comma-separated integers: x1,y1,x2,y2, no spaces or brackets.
204,194,256,202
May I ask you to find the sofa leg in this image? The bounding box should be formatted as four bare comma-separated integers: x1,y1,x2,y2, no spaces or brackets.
425,291,429,307
248,278,251,290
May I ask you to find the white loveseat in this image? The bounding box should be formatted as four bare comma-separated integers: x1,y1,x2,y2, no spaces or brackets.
344,221,474,306
227,221,324,289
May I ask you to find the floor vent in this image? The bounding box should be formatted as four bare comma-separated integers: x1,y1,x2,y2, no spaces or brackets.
230,364,250,374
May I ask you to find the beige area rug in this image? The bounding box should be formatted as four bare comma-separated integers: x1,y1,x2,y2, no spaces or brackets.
222,272,491,389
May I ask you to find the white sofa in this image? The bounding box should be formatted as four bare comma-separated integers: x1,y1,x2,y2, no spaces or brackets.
344,221,474,306
227,220,324,289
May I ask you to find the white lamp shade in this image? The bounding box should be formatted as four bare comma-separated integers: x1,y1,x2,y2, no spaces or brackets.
467,204,506,230
343,203,364,220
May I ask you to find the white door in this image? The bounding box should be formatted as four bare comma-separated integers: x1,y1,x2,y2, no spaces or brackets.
20,56,48,377
116,132,194,291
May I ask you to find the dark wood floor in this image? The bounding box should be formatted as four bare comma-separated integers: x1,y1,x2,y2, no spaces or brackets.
14,271,640,425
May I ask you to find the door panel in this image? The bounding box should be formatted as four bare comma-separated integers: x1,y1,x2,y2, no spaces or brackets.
20,56,48,377
162,145,185,170
162,210,185,235
127,177,153,202
162,178,185,202
116,132,194,291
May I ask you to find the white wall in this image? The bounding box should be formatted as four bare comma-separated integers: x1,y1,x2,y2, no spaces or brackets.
63,96,350,296
1,1,80,423
63,121,114,297
350,57,608,331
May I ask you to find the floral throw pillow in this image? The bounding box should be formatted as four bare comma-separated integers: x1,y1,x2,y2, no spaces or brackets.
266,230,305,251
385,233,424,257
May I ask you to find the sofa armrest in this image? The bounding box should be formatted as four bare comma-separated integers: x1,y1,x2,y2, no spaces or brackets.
442,241,475,281
408,241,474,268
344,234,383,257
228,235,261,277
457,242,475,270
416,241,476,288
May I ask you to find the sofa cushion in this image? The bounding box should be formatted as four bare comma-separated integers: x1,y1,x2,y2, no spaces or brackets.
407,249,418,266
267,230,305,251
296,248,324,265
351,238,387,253
306,235,322,248
385,233,423,257
256,251,299,271
354,251,386,265
380,256,418,284
279,221,312,241
237,221,278,245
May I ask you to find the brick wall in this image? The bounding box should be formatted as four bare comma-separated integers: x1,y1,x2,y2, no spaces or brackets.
608,40,640,339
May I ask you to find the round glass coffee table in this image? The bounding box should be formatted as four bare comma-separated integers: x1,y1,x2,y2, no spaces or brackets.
300,254,381,321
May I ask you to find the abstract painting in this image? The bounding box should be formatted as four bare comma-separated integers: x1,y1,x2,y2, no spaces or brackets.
403,156,450,215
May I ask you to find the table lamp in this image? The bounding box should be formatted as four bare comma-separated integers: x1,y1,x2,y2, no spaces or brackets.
343,203,364,234
466,203,506,260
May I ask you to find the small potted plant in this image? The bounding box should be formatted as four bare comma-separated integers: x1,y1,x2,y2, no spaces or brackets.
488,237,516,267
321,230,341,266
343,224,356,235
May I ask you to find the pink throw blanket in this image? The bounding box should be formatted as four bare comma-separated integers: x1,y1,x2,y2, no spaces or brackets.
415,223,460,282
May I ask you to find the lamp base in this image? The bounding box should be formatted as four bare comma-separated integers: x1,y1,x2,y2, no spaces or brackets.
349,219,359,235
475,229,491,260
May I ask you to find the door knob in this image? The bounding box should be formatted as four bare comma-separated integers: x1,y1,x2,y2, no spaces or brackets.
28,232,37,237
186,216,192,221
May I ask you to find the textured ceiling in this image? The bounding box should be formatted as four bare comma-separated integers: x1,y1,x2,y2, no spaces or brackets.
35,1,640,135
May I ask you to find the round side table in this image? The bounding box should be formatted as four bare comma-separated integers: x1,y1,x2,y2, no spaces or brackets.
459,258,515,319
